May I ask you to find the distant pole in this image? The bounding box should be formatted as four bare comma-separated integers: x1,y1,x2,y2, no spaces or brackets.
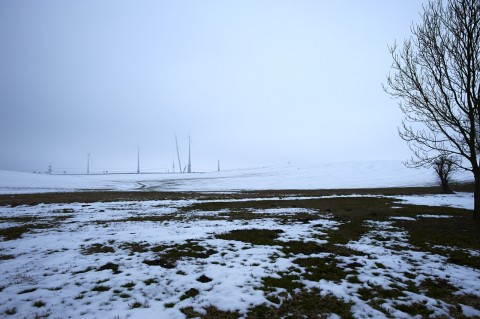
175,135,182,173
48,163,52,175
218,159,220,172
172,161,175,173
137,146,140,174
187,136,191,173
87,153,90,174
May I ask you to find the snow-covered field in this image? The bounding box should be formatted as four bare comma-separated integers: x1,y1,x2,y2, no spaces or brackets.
0,160,474,194
0,194,479,318
0,161,478,318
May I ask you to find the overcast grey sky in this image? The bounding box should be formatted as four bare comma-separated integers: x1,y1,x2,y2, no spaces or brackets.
0,1,425,173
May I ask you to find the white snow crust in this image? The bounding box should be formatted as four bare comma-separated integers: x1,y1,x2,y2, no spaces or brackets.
0,161,478,318
0,160,473,194
1,198,479,318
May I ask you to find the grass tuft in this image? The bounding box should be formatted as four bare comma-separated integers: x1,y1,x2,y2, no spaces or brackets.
33,300,46,308
143,278,158,285
4,308,16,315
91,285,111,292
197,275,213,283
18,287,37,294
119,241,150,253
121,281,136,289
81,243,115,255
180,288,200,301
97,262,121,274
143,257,176,269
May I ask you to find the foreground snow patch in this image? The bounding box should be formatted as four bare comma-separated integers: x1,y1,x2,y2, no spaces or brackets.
396,192,474,210
1,196,479,318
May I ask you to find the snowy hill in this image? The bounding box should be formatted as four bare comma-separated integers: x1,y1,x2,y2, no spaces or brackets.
0,161,473,194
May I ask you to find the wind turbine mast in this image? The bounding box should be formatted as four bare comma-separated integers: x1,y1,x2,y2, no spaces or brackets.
175,135,182,173
187,136,191,173
137,146,140,174
87,153,91,174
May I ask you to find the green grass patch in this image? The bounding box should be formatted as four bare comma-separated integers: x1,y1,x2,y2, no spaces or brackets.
216,229,283,245
143,257,176,269
0,225,33,240
280,240,324,255
419,277,480,310
393,211,480,269
0,214,72,240
395,302,434,317
262,274,305,293
280,240,364,257
151,240,217,260
247,288,353,319
357,285,405,301
293,256,353,282
0,216,39,223
419,278,458,299
80,243,115,255
326,220,369,246
119,241,150,253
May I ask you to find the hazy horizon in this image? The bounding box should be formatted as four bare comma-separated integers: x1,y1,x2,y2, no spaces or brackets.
0,1,427,174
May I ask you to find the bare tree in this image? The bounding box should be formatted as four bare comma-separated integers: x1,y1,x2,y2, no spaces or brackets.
384,0,480,217
433,154,459,193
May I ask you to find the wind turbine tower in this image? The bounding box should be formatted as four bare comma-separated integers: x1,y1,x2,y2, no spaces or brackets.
187,136,191,173
87,153,91,174
175,135,182,173
137,146,140,174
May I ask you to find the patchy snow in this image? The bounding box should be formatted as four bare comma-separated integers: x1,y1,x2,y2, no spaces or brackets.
389,216,416,221
1,198,479,318
0,160,473,194
417,214,455,218
461,304,480,317
0,161,478,318
396,192,474,210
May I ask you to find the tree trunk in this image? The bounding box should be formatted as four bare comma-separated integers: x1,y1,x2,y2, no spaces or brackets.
440,176,452,194
474,173,480,219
